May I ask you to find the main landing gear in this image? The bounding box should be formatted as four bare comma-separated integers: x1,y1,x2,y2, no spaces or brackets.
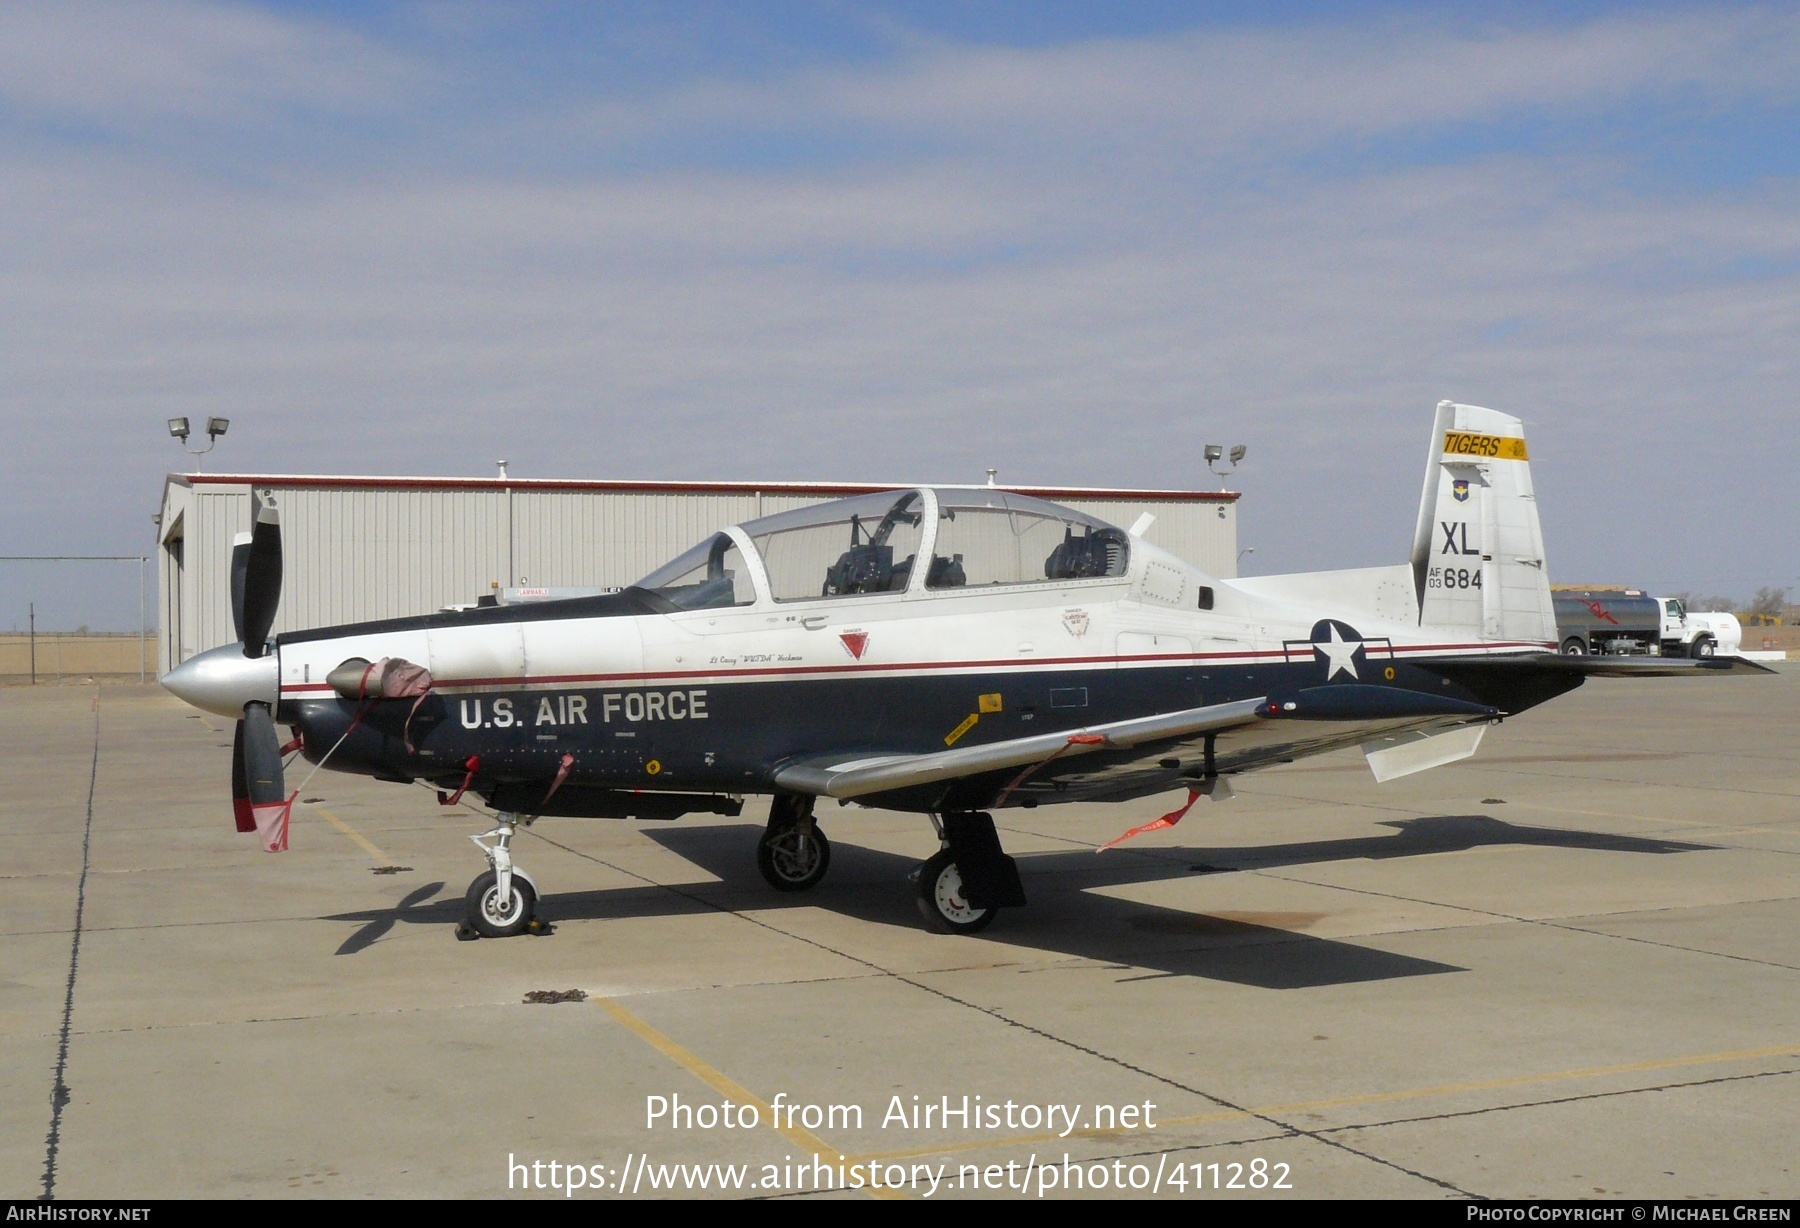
757,794,831,892
459,812,543,939
911,812,1026,935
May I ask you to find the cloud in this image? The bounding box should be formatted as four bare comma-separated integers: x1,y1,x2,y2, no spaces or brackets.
569,6,1800,161
1,4,1797,630
0,0,414,126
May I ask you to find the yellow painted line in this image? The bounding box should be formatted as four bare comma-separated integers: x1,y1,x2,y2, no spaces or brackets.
1516,801,1704,826
844,1124,1166,1166
1247,1041,1800,1118
1514,801,1800,842
845,1040,1800,1165
302,801,390,863
595,997,904,1200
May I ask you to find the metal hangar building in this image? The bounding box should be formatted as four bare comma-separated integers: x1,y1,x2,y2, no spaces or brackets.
155,474,1240,672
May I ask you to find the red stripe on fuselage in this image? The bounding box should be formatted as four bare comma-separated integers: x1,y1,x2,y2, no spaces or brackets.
278,640,1552,698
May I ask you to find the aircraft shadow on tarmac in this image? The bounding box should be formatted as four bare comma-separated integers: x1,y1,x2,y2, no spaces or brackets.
324,813,1713,986
323,814,1716,988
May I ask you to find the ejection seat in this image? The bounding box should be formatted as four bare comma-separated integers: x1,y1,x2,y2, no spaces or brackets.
1044,527,1126,580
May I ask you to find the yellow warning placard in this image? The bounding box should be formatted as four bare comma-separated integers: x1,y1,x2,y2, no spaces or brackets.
1443,431,1528,461
978,693,1003,713
945,713,980,746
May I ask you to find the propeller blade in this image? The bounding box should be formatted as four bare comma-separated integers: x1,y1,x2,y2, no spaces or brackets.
240,497,282,658
242,702,286,805
229,532,252,645
242,701,291,852
230,720,255,832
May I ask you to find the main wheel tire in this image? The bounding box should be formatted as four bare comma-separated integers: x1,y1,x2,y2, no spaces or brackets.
757,820,831,892
1561,638,1588,655
465,869,537,938
911,849,996,935
1690,635,1715,659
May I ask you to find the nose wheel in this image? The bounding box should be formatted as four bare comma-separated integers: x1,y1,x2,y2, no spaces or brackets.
461,812,541,938
757,795,831,892
465,868,537,938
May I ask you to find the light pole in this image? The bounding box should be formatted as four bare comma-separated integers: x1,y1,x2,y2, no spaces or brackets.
168,417,230,471
1205,443,1247,490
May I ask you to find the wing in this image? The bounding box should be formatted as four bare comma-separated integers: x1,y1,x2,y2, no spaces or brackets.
774,684,1502,810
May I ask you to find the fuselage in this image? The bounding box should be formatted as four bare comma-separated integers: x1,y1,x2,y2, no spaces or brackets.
262,522,1551,812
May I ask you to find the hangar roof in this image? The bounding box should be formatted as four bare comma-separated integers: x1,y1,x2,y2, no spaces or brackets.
164,473,1238,503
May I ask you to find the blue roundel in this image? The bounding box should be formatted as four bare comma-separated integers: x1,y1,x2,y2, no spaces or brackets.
1307,619,1366,682
1308,618,1363,643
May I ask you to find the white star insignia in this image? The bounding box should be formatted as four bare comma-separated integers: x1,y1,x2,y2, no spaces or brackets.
1315,624,1361,681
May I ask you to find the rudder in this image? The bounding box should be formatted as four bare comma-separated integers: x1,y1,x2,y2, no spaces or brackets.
1409,401,1555,644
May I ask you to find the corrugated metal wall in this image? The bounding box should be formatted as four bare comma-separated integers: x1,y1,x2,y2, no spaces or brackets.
512,491,765,590
189,487,251,664
279,486,512,628
159,480,1235,665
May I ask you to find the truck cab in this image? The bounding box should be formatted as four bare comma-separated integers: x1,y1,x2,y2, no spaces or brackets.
1659,597,1690,655
1660,597,1740,659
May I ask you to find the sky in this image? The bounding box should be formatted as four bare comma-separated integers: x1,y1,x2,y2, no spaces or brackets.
2,1,1796,631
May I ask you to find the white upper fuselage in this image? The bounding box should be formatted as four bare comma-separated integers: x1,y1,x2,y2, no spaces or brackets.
269,493,1544,710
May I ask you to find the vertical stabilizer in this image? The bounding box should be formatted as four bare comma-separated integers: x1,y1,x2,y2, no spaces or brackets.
1409,401,1555,644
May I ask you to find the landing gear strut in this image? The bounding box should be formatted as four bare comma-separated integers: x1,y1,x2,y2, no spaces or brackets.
757,794,831,892
462,812,540,938
911,811,1026,934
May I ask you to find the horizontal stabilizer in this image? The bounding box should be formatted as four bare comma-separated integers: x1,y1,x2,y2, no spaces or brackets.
1421,652,1776,678
1363,724,1487,783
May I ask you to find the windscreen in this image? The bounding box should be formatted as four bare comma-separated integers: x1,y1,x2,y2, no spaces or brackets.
633,533,757,610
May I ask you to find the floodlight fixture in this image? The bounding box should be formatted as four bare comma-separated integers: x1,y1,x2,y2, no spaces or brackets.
168,413,230,471
1206,441,1248,490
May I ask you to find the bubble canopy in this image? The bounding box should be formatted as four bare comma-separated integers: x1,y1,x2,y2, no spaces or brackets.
635,489,1130,609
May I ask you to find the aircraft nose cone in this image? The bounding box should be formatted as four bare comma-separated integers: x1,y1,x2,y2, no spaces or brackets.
161,644,279,718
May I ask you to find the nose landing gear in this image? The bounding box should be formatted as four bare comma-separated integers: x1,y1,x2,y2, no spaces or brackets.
460,812,543,938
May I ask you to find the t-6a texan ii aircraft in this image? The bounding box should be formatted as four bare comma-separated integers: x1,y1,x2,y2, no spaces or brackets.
163,402,1768,938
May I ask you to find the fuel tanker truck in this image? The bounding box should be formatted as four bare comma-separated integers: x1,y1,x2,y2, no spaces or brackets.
1553,589,1743,658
